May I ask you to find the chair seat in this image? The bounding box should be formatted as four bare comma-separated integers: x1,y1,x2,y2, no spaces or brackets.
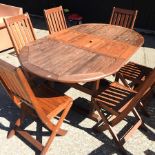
33,84,72,119
94,82,136,113
118,62,153,84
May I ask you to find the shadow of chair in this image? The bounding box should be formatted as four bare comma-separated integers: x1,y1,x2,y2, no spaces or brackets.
88,143,132,155
0,59,73,155
144,149,155,155
138,94,155,141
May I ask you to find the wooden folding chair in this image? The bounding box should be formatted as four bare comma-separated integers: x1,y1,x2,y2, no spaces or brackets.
4,13,36,57
44,6,67,34
109,7,154,91
3,13,46,83
115,62,154,88
110,7,138,29
99,7,138,88
118,64,155,116
92,68,155,153
0,59,73,155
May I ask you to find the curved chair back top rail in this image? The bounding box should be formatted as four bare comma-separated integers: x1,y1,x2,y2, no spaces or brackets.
110,7,138,29
44,6,67,34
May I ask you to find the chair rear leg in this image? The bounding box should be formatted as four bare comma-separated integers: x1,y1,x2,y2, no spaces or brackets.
107,125,126,154
7,111,25,139
41,102,72,155
92,119,106,132
137,102,150,117
132,108,148,132
89,98,100,122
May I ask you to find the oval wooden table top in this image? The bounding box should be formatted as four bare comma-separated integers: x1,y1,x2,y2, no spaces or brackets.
20,24,144,83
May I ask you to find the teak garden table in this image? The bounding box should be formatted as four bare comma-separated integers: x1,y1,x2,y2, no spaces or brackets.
19,23,144,120
20,24,144,83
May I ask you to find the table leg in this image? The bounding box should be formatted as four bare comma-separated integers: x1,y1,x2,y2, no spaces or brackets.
72,98,100,122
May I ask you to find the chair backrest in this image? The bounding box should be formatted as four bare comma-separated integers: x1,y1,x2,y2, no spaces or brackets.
0,59,32,104
109,7,138,29
44,6,67,34
4,13,36,55
111,68,155,126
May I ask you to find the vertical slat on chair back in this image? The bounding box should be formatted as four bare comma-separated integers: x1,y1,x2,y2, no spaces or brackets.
110,7,138,29
44,6,67,34
111,69,155,126
4,13,36,55
0,60,31,104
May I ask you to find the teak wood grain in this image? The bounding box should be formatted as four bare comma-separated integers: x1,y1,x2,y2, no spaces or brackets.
19,24,144,83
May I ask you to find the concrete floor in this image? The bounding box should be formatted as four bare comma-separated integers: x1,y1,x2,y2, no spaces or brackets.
0,16,155,155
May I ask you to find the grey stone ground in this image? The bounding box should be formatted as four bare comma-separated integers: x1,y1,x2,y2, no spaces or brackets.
0,16,155,155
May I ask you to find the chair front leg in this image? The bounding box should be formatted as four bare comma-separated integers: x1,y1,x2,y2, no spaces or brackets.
132,108,148,132
41,102,72,155
56,127,67,136
115,72,130,88
7,111,25,139
94,103,126,153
